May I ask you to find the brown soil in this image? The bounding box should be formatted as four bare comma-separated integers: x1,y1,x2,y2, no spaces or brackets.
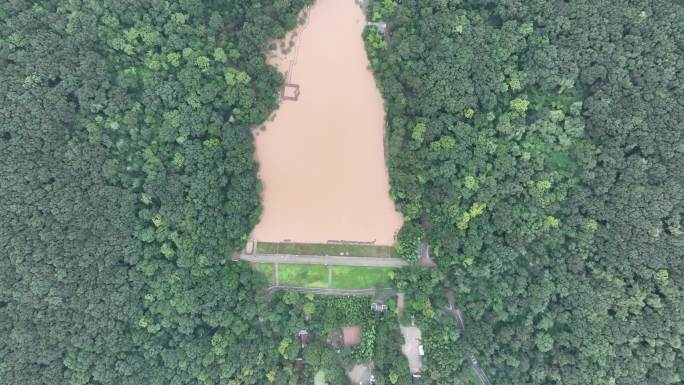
342,325,362,347
252,0,403,246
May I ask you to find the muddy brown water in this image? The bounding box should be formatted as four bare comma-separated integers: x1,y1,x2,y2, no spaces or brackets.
252,0,403,246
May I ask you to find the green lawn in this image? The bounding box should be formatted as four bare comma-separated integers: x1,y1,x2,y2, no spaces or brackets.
253,263,276,285
257,241,398,258
279,264,329,288
252,263,395,289
331,266,392,289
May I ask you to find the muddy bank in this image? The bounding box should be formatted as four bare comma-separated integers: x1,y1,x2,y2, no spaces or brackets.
252,0,402,246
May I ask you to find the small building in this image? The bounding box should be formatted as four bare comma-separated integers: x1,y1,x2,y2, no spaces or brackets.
293,357,304,371
297,330,310,346
282,83,300,101
366,21,387,35
371,302,388,312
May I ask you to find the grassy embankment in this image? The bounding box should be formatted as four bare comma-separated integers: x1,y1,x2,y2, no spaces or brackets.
256,241,398,258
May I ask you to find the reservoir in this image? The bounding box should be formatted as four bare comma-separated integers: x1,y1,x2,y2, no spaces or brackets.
252,0,403,246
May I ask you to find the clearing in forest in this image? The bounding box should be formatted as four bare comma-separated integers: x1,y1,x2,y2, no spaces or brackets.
279,264,329,288
253,263,392,290
251,0,403,246
331,266,391,289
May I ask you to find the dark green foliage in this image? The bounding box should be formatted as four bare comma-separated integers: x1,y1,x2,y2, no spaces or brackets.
1,1,312,384
372,320,412,385
309,296,372,335
4,0,682,384
280,293,412,385
395,221,421,262
367,0,683,384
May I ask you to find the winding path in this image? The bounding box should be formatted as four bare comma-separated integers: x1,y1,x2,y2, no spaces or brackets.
441,299,493,385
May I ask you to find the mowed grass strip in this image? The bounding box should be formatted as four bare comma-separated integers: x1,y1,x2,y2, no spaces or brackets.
252,263,276,285
279,264,329,288
331,266,392,289
257,241,398,258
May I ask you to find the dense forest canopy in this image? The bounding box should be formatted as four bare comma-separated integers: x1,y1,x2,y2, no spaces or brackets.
2,0,683,385
1,1,315,384
366,0,683,384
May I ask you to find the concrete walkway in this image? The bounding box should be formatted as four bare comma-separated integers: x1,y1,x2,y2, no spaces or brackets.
348,364,372,385
400,326,423,374
240,253,408,267
266,286,398,298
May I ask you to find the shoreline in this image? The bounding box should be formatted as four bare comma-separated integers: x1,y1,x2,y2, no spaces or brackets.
250,0,403,246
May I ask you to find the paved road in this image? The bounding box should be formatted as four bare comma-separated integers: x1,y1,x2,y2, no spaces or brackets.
441,292,492,385
400,326,423,374
240,253,409,267
469,356,492,385
443,306,465,331
348,364,372,385
419,241,437,267
266,286,393,297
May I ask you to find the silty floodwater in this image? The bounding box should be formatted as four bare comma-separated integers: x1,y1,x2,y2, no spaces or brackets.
252,0,403,246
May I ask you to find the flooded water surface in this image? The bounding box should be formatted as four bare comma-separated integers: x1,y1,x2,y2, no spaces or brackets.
252,0,403,246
